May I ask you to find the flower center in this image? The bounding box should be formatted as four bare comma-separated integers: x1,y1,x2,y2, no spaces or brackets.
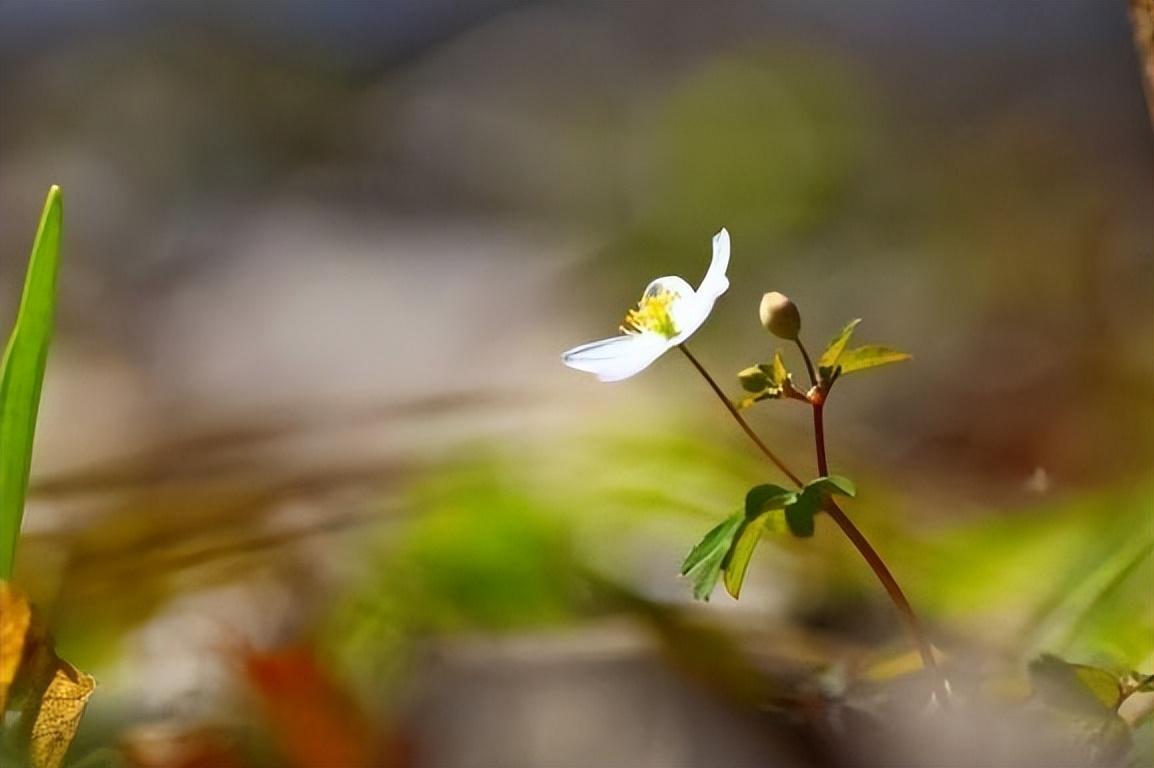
621,285,679,339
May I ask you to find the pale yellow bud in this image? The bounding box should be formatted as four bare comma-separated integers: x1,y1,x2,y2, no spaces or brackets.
759,291,801,340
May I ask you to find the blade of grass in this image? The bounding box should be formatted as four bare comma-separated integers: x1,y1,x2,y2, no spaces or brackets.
0,186,63,579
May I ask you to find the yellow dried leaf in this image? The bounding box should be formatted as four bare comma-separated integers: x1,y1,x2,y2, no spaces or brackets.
861,646,948,683
0,580,32,712
28,660,95,768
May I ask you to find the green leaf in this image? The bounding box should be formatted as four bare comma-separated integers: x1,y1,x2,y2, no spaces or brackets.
818,318,861,370
1029,654,1121,715
723,513,770,598
680,512,743,601
836,345,912,375
736,388,783,410
806,475,857,498
784,491,820,538
770,351,788,387
737,366,769,393
0,186,63,579
744,483,796,519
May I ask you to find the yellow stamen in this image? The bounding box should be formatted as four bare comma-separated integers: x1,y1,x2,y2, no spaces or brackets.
621,285,679,338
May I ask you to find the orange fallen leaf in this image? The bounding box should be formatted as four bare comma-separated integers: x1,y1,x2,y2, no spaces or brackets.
240,645,406,768
0,580,32,711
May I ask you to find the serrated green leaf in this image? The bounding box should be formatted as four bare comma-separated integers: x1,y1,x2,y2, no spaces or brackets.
818,318,861,370
0,186,63,579
806,475,857,498
723,513,770,598
784,491,820,538
680,512,744,601
744,483,796,519
1029,654,1121,715
836,345,912,375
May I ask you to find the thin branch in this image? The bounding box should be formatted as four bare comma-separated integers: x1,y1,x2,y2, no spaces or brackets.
678,344,803,487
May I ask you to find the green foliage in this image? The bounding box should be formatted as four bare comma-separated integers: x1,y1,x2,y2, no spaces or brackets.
806,474,856,498
1028,654,1134,763
741,318,910,412
784,491,820,538
680,512,743,601
736,366,768,393
744,483,795,518
684,475,856,599
327,459,585,697
813,320,910,385
781,477,854,538
1030,654,1122,713
722,514,771,598
736,351,794,408
835,345,911,375
0,187,63,579
906,484,1154,668
817,318,861,371
771,349,789,387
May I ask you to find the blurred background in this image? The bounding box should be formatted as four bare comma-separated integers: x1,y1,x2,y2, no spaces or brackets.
1,2,1151,766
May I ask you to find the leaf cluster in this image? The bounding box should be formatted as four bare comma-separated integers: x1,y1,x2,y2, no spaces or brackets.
737,317,911,410
736,351,794,409
680,475,855,600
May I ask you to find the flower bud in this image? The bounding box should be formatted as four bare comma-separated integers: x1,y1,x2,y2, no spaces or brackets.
759,291,801,340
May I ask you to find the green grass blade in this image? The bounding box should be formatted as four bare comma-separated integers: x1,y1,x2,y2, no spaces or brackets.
0,185,63,579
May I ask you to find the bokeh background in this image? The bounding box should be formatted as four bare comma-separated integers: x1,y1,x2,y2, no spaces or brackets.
1,2,1151,767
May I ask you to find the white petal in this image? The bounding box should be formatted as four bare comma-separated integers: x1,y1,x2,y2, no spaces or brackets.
642,275,694,300
669,292,712,345
562,333,672,382
697,228,730,301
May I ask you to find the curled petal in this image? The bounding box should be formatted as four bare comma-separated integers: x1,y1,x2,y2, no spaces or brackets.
667,228,730,344
698,228,730,302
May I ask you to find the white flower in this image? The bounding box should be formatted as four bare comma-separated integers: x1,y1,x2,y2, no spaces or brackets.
562,228,730,382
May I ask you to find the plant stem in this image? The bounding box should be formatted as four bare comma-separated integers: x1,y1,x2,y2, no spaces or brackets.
677,344,802,487
795,338,947,698
822,499,941,678
794,338,818,389
812,403,828,476
679,341,947,699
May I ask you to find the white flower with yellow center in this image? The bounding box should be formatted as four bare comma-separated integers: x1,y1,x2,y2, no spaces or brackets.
562,228,730,382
